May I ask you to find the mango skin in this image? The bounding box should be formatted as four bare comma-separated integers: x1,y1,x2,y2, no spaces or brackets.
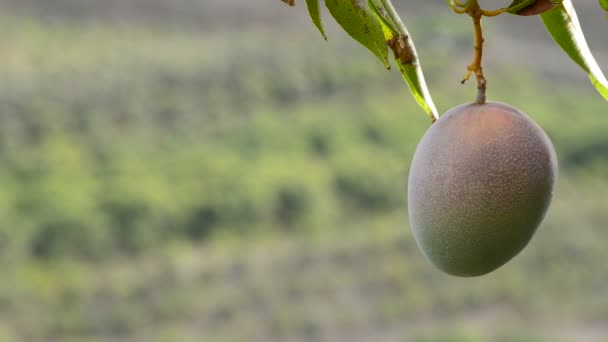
408,102,557,277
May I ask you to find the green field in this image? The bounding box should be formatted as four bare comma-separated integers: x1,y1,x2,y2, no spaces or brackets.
0,5,606,341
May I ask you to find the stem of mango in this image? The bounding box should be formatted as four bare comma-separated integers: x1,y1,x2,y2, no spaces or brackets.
460,0,487,104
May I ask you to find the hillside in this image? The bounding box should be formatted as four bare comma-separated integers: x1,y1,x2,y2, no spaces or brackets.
0,2,605,341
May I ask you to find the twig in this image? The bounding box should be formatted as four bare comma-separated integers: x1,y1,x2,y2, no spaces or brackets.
461,9,487,104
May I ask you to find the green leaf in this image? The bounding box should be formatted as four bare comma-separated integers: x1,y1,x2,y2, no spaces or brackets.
506,0,539,14
601,0,608,11
399,58,439,122
540,1,608,101
368,0,439,121
506,0,563,15
325,0,390,68
306,0,327,40
367,0,397,40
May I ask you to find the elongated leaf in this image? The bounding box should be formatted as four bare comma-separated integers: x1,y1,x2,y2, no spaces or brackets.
399,59,439,122
306,0,327,40
540,1,608,100
506,0,563,15
367,0,439,121
325,0,390,68
506,0,542,14
367,0,397,40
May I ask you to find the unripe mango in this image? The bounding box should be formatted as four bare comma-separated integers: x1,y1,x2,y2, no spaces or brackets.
408,102,557,277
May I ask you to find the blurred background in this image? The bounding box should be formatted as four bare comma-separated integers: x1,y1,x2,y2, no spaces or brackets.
0,0,606,341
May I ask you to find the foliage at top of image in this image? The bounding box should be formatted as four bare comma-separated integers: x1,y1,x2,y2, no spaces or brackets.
281,0,607,277
283,0,607,118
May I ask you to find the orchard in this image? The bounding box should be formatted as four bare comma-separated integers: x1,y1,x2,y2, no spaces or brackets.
281,0,607,276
